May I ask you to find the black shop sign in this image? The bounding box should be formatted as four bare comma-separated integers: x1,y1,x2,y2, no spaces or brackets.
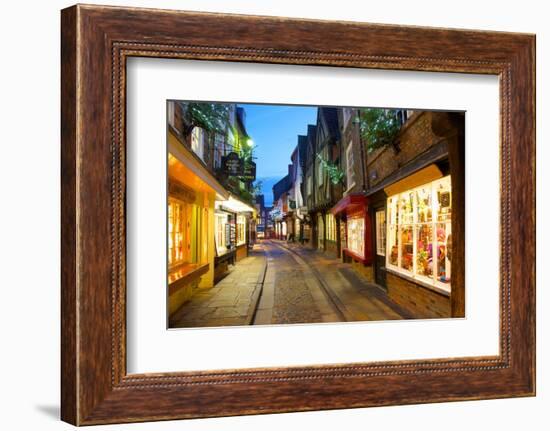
242,161,256,181
222,152,244,176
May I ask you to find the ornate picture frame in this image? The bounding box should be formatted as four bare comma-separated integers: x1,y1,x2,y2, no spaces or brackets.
61,4,535,425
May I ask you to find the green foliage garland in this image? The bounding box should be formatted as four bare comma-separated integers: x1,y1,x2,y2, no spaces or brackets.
317,154,345,185
357,108,401,151
185,103,231,135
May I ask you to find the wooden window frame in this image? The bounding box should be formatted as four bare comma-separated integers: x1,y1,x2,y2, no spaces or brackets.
61,4,535,425
236,214,246,246
386,176,452,294
375,209,386,257
167,198,186,268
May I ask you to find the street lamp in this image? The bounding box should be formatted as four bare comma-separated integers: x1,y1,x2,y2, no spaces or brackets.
247,138,254,147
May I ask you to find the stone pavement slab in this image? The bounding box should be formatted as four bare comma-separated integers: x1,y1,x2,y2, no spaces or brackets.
169,245,267,328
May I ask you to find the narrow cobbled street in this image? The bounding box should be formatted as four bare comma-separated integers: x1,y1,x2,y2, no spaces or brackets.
170,240,412,328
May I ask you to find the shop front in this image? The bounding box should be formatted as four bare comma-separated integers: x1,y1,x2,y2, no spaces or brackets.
385,175,452,293
168,190,211,309
331,193,374,280
275,220,287,240
325,212,338,255
214,195,255,279
235,213,248,260
293,210,308,244
373,164,453,318
316,213,324,250
294,217,301,242
302,213,312,245
167,130,229,318
214,208,235,282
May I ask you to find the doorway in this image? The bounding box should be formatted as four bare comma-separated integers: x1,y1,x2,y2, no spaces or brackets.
374,207,387,288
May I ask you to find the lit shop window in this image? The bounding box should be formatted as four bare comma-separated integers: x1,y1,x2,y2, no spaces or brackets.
386,176,452,292
347,215,365,258
236,215,246,246
326,213,337,242
168,200,184,266
215,213,228,255
317,214,325,248
168,199,201,268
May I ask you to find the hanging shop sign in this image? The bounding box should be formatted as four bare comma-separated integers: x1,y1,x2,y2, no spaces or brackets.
242,161,256,180
222,152,244,176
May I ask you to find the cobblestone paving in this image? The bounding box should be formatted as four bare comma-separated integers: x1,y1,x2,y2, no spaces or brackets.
253,241,341,325
270,251,324,324
278,241,412,321
170,239,411,329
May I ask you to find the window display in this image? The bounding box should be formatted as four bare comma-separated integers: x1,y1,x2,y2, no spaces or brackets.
326,213,337,242
215,213,228,255
386,176,452,291
236,215,246,246
168,199,199,267
168,200,184,266
416,224,433,276
317,214,324,248
347,215,365,258
400,225,413,272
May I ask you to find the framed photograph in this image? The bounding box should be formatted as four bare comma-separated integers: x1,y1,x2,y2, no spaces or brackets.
61,4,535,425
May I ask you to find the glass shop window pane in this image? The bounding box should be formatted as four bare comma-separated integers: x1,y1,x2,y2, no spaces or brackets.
435,223,452,284
388,225,398,266
400,192,414,225
400,225,413,272
436,177,452,222
416,224,434,278
416,185,433,223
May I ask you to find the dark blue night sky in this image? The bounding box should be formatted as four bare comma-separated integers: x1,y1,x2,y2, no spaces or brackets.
237,103,317,206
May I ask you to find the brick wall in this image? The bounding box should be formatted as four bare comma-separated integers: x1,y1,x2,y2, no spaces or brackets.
386,272,451,318
351,260,374,282
368,111,441,188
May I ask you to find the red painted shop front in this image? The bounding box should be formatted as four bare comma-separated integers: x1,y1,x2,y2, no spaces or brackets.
331,193,373,265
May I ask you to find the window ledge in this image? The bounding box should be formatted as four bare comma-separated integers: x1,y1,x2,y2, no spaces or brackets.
343,248,370,264
385,266,451,297
168,263,209,294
